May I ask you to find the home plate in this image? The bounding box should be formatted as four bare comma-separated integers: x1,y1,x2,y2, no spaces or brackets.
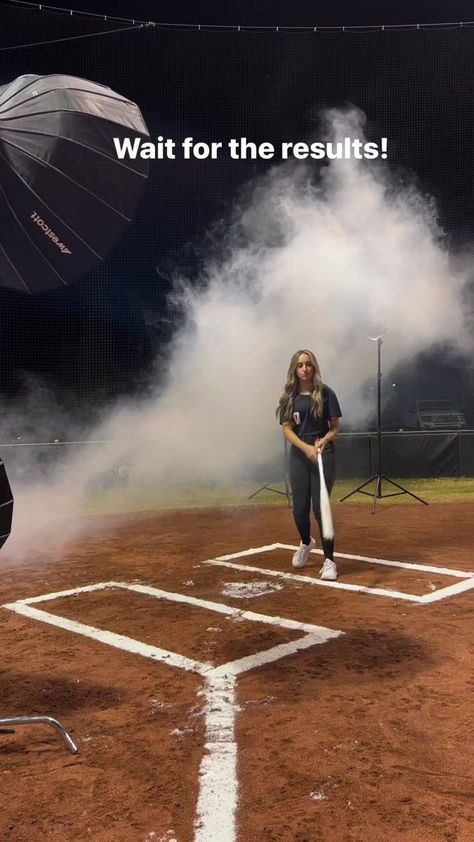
221,581,284,599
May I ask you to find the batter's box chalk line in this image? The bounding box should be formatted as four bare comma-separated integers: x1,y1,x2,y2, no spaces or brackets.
3,581,343,842
203,543,474,604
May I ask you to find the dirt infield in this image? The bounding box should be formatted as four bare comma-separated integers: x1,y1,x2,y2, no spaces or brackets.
1,502,473,842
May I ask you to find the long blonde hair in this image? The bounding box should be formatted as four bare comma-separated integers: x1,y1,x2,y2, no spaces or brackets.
276,349,324,423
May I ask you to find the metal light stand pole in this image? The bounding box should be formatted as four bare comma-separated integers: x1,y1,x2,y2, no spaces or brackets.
340,336,428,513
0,464,78,754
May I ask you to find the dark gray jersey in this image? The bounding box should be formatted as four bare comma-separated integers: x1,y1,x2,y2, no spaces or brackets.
291,385,342,440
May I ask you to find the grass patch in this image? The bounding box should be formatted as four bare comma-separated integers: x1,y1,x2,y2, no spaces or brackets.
82,476,474,515
335,477,474,503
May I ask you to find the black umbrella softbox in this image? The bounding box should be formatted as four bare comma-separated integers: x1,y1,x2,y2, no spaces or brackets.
0,459,13,550
0,74,150,293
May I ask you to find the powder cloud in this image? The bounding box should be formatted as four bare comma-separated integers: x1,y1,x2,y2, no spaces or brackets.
4,108,472,559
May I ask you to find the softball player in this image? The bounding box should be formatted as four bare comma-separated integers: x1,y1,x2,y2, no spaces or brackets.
277,349,342,579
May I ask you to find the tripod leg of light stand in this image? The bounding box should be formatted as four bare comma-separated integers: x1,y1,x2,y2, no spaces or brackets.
248,483,289,499
341,336,429,513
249,439,292,504
379,476,428,505
339,477,375,502
339,475,384,512
341,473,428,511
372,475,382,513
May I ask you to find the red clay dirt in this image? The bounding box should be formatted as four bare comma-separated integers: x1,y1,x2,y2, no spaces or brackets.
0,502,473,842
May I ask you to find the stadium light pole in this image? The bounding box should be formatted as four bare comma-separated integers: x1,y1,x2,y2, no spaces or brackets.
340,335,428,513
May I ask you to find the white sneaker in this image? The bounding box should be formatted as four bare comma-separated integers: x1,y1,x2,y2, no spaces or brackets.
320,558,338,580
292,537,316,569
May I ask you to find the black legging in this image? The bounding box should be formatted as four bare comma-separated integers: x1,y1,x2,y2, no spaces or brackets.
289,444,335,560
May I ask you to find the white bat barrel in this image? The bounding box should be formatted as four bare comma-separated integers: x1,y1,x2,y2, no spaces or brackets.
317,452,334,540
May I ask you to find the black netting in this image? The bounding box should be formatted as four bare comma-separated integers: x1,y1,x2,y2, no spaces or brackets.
1,6,474,416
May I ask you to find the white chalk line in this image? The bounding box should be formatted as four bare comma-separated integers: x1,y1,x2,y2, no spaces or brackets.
417,578,474,604
211,632,334,677
7,580,121,605
205,544,474,604
216,543,474,579
6,580,338,636
205,559,422,602
3,581,342,842
4,601,209,674
195,674,238,842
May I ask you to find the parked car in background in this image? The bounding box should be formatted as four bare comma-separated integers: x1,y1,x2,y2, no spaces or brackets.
402,400,467,430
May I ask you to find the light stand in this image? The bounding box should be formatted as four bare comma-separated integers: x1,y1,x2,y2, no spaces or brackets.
340,336,428,513
0,460,78,754
248,439,292,506
0,716,78,753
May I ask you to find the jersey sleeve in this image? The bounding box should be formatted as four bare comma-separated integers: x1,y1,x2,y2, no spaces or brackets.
326,386,342,418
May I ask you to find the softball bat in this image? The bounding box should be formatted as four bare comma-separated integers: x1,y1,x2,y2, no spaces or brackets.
317,451,334,540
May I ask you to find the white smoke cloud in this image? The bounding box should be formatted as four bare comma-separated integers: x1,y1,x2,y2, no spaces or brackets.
3,108,472,559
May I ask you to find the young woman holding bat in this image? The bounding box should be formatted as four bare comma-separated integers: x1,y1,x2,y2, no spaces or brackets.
277,350,342,579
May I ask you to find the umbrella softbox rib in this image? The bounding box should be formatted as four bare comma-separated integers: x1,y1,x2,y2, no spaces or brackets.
0,74,150,293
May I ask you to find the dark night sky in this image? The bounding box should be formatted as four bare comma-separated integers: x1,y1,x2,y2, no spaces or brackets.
1,0,474,427
45,1,474,26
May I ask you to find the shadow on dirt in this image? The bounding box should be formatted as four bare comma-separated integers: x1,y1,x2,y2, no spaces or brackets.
0,668,126,715
260,628,434,696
